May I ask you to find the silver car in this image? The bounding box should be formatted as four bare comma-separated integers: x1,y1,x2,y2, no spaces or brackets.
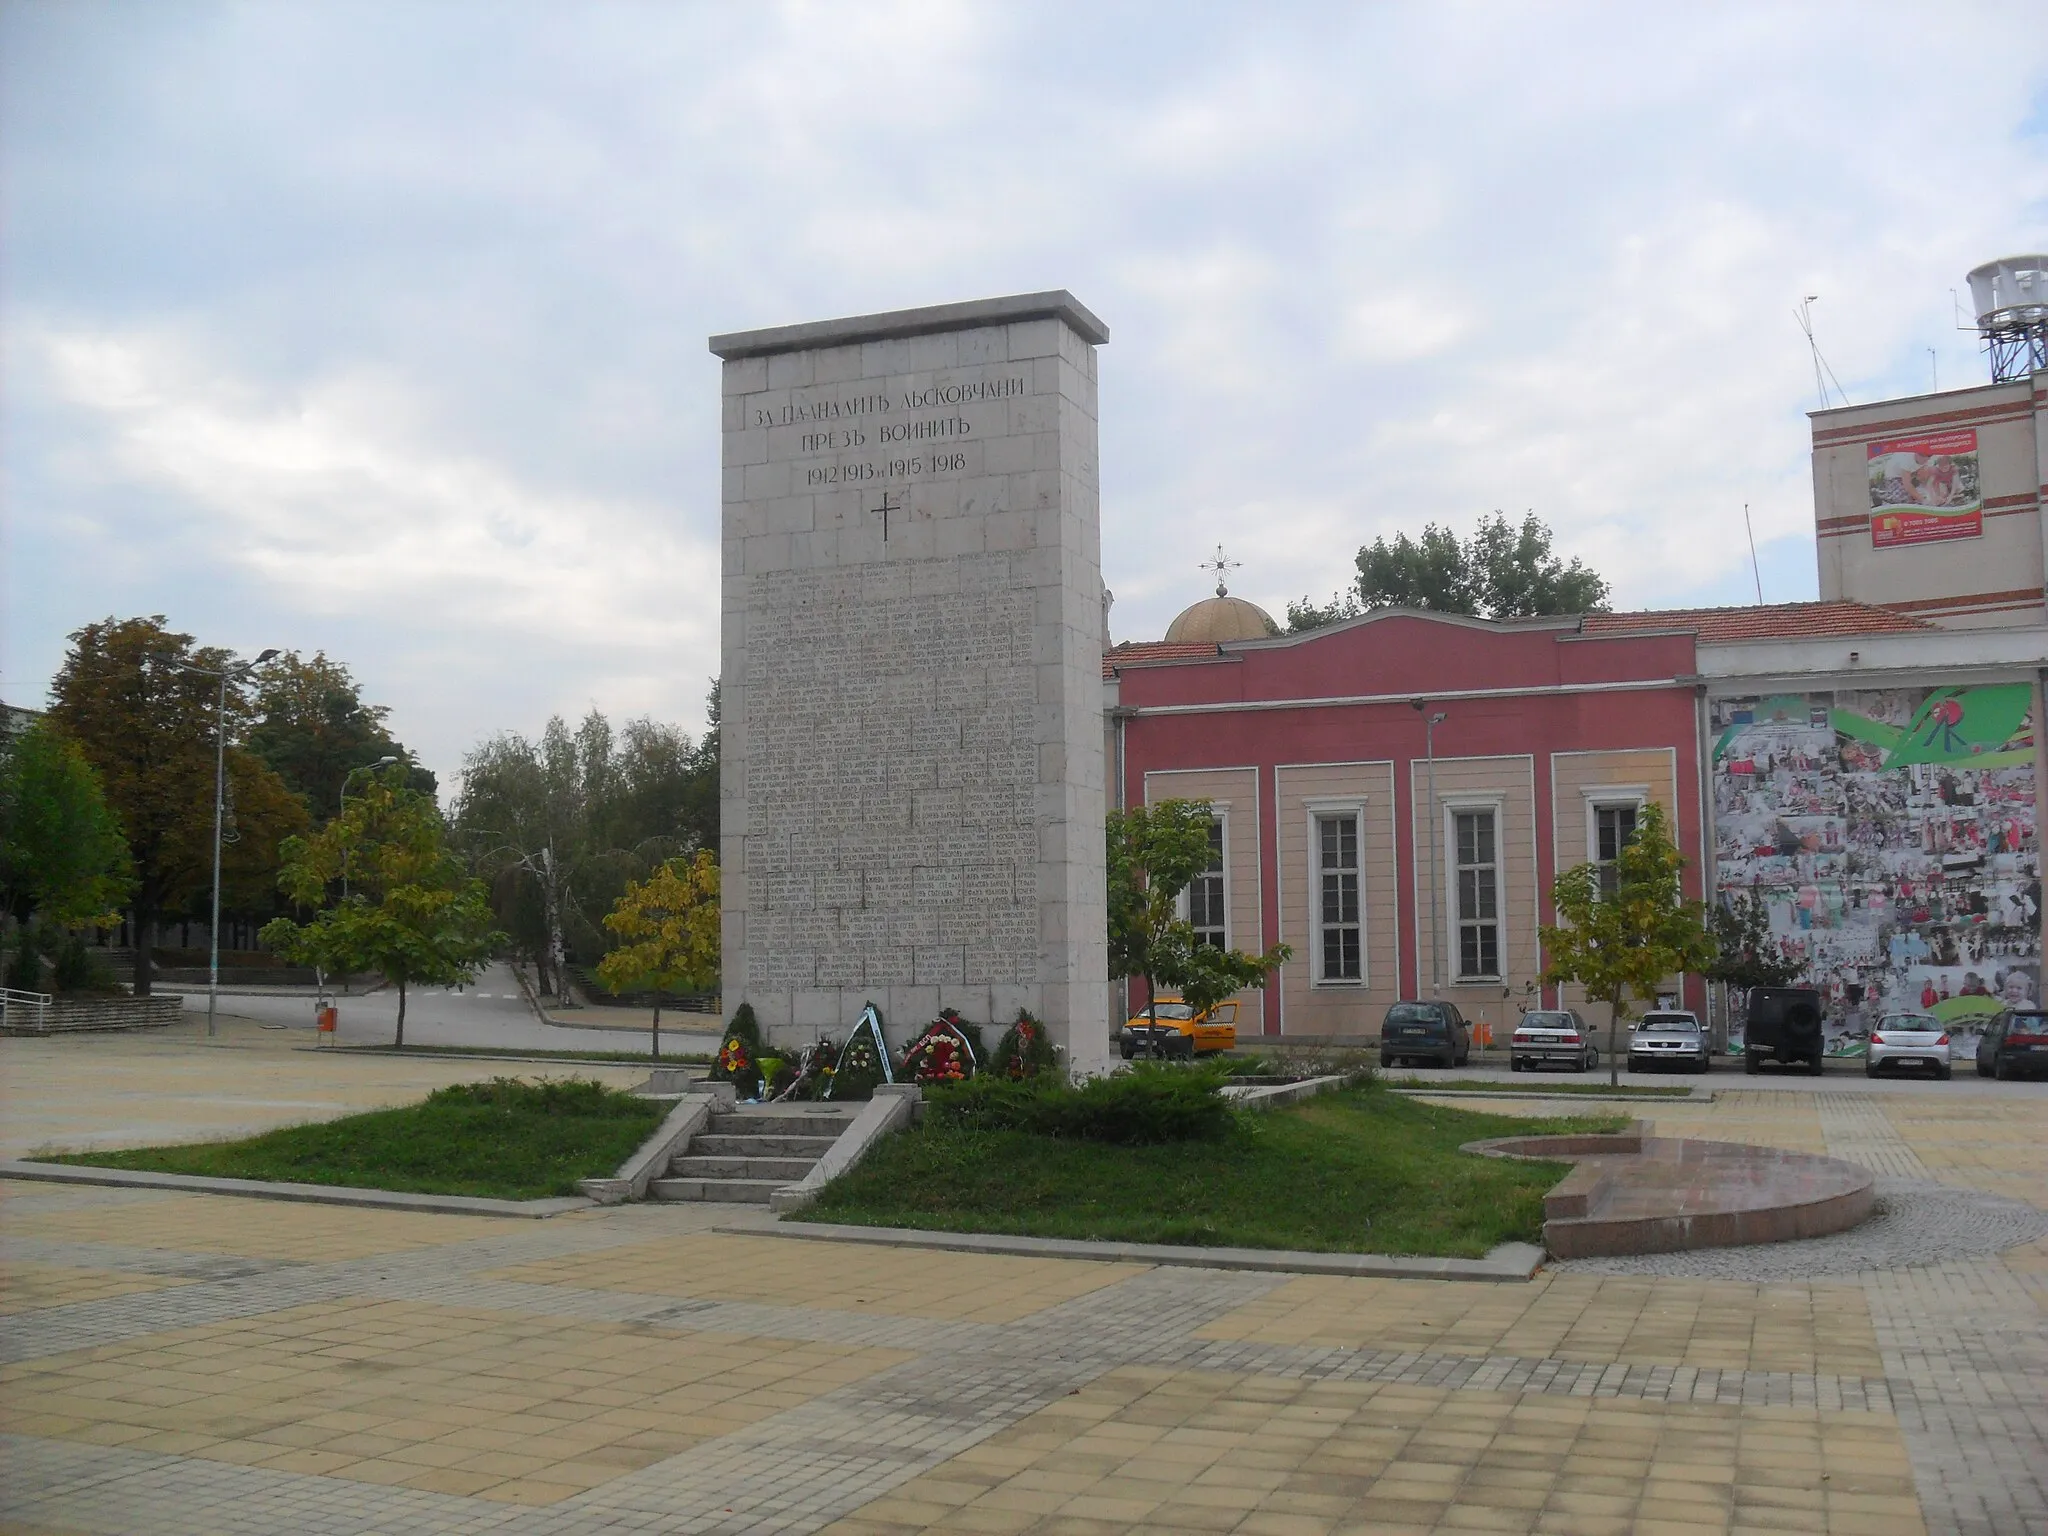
1627,1011,1711,1072
1866,1011,1951,1080
1510,1010,1598,1072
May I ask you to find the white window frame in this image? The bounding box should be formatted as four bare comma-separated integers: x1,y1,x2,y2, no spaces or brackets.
1584,786,1649,900
1178,807,1230,950
1304,798,1366,988
1444,797,1506,983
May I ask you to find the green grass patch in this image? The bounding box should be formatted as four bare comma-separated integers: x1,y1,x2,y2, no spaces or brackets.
331,1043,714,1066
797,1082,1626,1257
40,1078,666,1200
1385,1078,1692,1098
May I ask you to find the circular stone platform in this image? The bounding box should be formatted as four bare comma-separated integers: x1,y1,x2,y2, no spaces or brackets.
1466,1126,1876,1259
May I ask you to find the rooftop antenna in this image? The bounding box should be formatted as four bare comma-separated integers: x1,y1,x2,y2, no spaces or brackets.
1743,504,1764,604
1794,295,1851,409
1966,255,2048,381
1201,544,1241,598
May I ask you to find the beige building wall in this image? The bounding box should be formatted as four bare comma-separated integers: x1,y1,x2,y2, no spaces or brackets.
1546,748,1682,1024
1274,761,1398,1040
1409,755,1538,1049
1141,767,1261,1025
1812,378,2046,628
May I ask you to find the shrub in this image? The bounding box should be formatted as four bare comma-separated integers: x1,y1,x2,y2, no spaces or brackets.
52,933,119,995
928,1062,1234,1144
424,1077,648,1118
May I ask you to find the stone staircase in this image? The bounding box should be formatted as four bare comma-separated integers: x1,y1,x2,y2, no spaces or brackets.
649,1102,860,1204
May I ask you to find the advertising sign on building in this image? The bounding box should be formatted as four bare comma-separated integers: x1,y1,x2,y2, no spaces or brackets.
1712,684,2039,1062
1868,429,1982,547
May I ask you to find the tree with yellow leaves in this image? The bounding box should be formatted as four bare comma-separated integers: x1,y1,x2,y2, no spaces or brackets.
596,851,719,1058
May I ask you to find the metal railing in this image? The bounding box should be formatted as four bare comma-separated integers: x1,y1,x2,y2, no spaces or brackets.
0,987,53,1033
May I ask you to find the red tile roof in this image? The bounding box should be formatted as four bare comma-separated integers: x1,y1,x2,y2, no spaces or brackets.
1102,640,1221,678
1582,600,1935,643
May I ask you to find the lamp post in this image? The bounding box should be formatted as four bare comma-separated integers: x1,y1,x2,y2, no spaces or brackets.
1411,701,1448,994
339,757,400,902
183,649,280,1038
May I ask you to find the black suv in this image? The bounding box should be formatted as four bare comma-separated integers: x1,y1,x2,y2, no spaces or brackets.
1380,1000,1471,1069
1743,986,1826,1075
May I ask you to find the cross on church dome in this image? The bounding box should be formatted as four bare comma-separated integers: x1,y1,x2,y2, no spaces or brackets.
1202,545,1241,598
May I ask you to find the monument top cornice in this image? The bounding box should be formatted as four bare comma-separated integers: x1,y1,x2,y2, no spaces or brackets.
709,290,1108,359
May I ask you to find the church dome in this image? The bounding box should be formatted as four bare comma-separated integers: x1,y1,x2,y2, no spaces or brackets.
1165,592,1277,644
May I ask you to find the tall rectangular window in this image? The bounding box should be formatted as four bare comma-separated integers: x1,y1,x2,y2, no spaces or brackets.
1453,809,1500,980
1594,802,1638,899
1188,818,1226,949
1316,813,1362,981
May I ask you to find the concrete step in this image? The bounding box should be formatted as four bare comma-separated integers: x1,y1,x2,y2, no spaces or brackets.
689,1132,843,1158
647,1176,783,1204
711,1109,860,1137
671,1154,819,1181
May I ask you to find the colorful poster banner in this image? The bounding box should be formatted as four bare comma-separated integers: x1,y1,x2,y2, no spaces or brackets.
1867,429,1982,547
1712,684,2039,1061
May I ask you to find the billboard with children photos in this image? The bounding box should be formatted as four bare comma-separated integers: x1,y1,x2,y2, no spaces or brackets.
1713,683,2039,1060
1868,429,1982,548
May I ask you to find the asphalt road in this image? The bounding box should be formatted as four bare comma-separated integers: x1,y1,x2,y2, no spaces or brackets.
170,961,721,1056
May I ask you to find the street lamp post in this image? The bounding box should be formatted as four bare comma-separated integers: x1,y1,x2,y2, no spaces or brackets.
1412,701,1448,994
185,649,280,1038
339,757,400,902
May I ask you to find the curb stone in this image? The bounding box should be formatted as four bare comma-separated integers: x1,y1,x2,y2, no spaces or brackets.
0,1160,593,1218
731,1219,1546,1281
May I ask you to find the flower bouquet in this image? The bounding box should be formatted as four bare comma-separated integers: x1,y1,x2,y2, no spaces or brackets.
712,1003,766,1099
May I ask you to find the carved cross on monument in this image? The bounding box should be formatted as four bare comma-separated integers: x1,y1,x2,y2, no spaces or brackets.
1201,544,1241,597
871,490,902,543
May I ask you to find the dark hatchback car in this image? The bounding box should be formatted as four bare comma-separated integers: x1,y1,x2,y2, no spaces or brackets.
1380,1000,1471,1069
1977,1010,2048,1080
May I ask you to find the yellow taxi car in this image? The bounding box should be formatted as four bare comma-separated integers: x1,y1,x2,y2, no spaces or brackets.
1120,996,1239,1059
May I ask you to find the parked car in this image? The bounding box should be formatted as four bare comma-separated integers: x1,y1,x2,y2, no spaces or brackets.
1743,986,1826,1075
1627,1011,1711,1072
1976,1009,2048,1080
1120,997,1239,1060
1510,1010,1598,1072
1865,1012,1951,1079
1380,1000,1470,1069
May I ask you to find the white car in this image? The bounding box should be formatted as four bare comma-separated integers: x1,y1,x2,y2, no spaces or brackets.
1510,1010,1599,1072
1627,1011,1711,1072
1866,1012,1951,1080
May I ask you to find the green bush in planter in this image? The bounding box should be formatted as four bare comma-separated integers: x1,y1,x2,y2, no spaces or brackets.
927,1062,1234,1144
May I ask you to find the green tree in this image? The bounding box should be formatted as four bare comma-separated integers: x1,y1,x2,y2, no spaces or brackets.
1289,513,1610,631
1706,890,1801,992
1539,801,1715,1086
595,851,720,1058
0,720,133,928
1107,799,1291,1039
260,767,502,1047
246,651,434,821
48,616,308,993
454,701,716,1003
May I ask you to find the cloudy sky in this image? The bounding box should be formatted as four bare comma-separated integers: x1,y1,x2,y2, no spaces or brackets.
6,2,2045,789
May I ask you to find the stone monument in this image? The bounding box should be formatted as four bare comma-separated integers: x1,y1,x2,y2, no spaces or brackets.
711,292,1111,1074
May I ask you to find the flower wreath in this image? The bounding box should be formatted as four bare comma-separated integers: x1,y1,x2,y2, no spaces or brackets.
901,1008,979,1085
825,1003,893,1100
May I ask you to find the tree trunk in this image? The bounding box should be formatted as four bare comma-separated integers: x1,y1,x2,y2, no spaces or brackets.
396,979,407,1049
131,903,156,997
652,1002,661,1060
1609,996,1621,1088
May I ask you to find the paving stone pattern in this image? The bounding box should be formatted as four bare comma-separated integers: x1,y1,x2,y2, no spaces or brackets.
8,1082,2048,1531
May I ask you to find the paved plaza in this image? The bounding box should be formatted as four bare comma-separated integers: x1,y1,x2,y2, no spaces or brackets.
6,1035,2048,1533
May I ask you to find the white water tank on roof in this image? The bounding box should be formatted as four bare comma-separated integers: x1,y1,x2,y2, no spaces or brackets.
1967,255,2048,327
